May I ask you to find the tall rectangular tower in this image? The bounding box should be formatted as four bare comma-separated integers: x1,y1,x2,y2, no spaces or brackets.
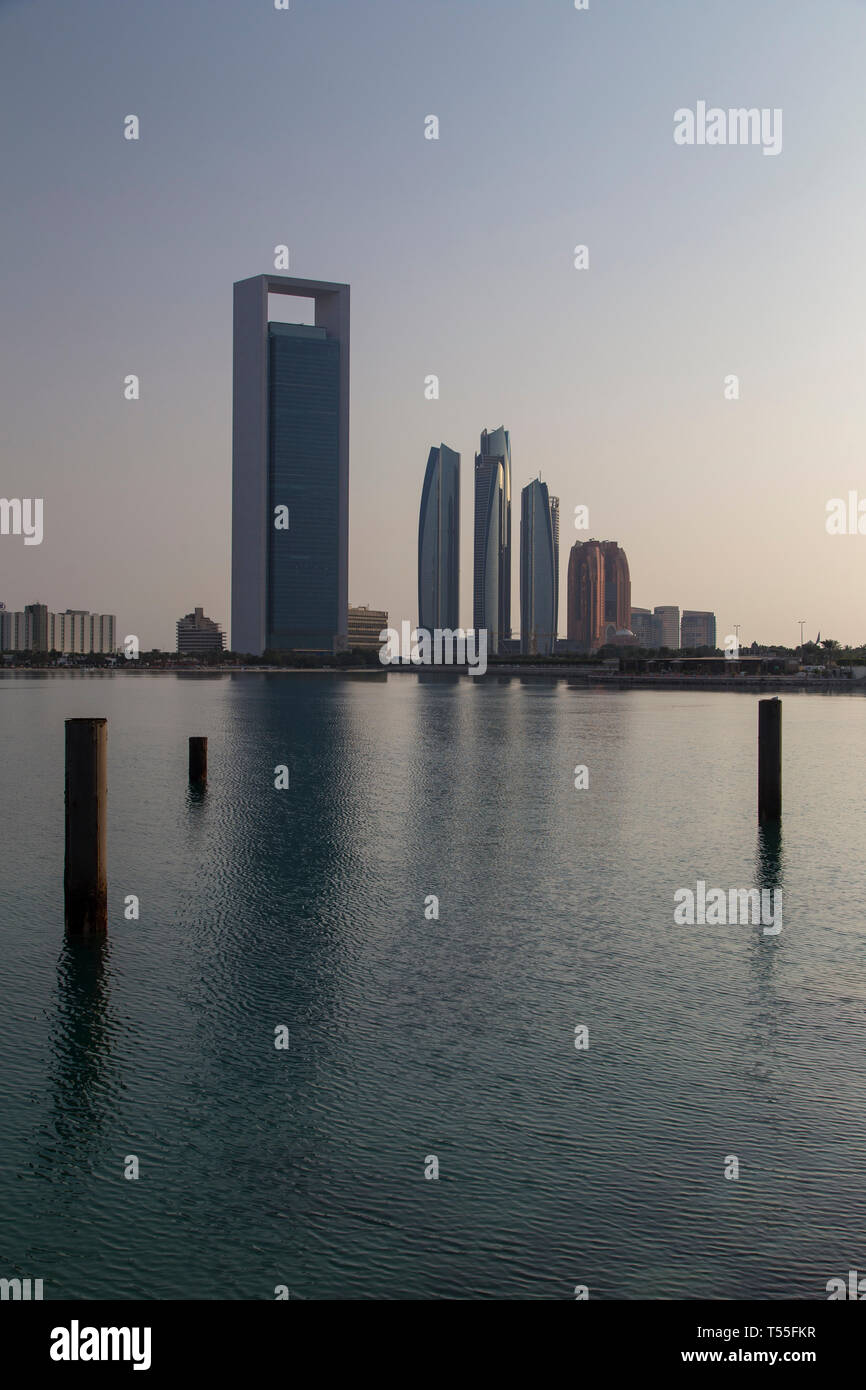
654,605,680,649
231,274,350,655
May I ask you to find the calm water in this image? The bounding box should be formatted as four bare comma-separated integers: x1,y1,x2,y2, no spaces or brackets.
1,672,864,1300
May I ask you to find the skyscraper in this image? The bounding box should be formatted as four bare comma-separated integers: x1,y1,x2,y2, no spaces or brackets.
654,605,680,649
602,542,631,638
567,540,631,651
418,444,460,631
549,494,560,640
520,479,556,656
231,274,350,656
473,427,511,650
567,540,605,650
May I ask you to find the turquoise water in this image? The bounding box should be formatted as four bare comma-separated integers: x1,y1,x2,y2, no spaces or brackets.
1,673,864,1299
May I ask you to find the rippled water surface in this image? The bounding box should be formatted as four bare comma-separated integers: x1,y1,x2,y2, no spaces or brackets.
1,672,864,1299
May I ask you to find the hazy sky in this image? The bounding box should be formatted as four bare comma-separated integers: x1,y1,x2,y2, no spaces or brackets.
2,0,866,649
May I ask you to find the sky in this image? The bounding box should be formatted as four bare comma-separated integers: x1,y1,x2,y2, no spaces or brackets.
2,0,866,649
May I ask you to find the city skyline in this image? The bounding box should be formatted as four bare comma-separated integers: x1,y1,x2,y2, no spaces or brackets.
3,0,866,1325
2,1,865,651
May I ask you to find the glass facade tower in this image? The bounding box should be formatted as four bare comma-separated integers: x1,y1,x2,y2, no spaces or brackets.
418,444,460,631
520,479,556,656
232,275,349,655
267,323,340,650
473,426,511,651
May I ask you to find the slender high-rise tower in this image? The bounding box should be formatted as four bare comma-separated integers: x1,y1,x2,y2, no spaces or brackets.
231,274,350,655
418,444,460,631
474,458,504,652
473,426,511,650
520,479,556,656
549,494,560,640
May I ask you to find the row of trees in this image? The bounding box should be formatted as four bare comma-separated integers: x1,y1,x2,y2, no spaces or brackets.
1,639,858,669
0,647,386,669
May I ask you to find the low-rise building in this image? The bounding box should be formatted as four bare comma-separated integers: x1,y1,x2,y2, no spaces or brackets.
176,607,226,656
348,605,388,650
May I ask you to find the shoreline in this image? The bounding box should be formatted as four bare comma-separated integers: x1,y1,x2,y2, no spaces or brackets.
0,666,861,693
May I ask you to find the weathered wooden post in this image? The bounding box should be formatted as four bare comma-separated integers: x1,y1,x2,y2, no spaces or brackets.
64,717,108,932
189,736,208,784
758,697,782,823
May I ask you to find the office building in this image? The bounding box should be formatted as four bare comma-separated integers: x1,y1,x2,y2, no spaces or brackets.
654,605,680,649
418,444,460,631
549,494,560,639
520,479,557,656
630,607,657,646
567,540,605,650
232,274,349,655
681,610,717,649
602,542,631,638
176,607,226,655
567,540,631,651
473,427,512,651
348,605,388,650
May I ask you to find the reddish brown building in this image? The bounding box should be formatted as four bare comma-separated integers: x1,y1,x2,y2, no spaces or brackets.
567,539,631,651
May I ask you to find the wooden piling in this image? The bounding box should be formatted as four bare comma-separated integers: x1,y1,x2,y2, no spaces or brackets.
189,736,208,784
758,698,782,823
64,717,108,932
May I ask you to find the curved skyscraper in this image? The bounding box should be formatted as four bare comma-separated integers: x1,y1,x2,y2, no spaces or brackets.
418,444,460,631
520,479,556,656
474,459,504,653
473,426,511,652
